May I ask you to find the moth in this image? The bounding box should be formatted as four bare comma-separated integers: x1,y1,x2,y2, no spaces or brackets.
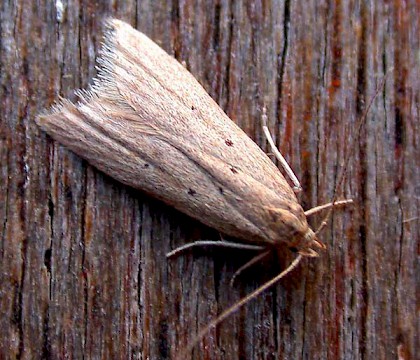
37,19,371,353
37,19,336,256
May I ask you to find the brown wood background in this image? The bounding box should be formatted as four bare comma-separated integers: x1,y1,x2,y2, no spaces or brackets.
1,1,418,359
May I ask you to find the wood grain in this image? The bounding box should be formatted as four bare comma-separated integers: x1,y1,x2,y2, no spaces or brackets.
1,1,418,359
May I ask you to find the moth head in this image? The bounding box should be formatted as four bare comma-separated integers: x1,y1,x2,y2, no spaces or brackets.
266,204,325,257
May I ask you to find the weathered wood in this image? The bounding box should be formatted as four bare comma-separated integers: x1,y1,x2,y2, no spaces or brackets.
0,1,418,359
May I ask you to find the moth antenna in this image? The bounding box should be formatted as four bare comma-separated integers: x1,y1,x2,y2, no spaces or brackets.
261,106,302,192
178,255,303,359
315,71,391,234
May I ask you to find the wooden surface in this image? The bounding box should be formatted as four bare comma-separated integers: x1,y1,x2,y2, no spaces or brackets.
1,1,418,359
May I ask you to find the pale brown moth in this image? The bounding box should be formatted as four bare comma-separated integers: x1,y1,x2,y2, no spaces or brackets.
36,19,383,355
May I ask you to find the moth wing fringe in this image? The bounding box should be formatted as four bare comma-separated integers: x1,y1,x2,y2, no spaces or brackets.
37,19,132,122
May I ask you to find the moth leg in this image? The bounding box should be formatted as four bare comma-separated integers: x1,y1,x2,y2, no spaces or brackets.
261,106,302,192
230,250,270,287
304,199,353,216
166,241,264,258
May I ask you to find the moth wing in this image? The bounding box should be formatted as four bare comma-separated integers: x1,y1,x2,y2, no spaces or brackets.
37,19,301,244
